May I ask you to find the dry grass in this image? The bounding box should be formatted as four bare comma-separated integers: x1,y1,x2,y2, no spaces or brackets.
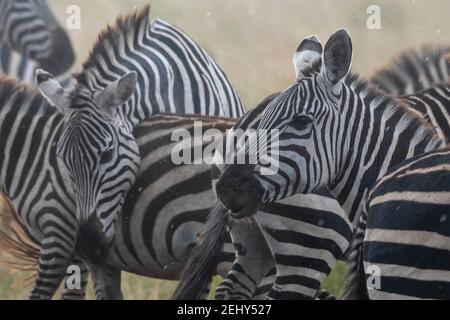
1,0,449,299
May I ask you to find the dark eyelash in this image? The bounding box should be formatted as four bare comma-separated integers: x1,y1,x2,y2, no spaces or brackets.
292,115,313,130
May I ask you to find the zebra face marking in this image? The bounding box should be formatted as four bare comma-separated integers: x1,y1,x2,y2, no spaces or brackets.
37,69,140,264
217,29,353,216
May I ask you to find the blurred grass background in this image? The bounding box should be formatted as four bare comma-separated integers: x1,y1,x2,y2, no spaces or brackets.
1,0,449,299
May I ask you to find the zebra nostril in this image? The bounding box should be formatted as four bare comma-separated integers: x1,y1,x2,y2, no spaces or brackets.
236,176,251,188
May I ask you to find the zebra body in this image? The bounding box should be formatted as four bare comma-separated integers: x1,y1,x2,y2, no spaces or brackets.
363,148,450,299
110,114,236,279
194,30,447,300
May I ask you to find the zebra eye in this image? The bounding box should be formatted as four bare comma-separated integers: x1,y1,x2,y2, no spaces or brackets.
100,149,114,164
292,115,313,130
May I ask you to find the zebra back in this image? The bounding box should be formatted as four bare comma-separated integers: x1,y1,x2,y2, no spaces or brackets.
78,5,244,132
370,45,450,95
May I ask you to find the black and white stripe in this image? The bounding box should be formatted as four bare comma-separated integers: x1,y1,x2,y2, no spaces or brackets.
370,45,450,96
362,148,450,299
79,6,243,124
0,0,74,77
0,45,37,83
0,6,246,300
186,30,447,300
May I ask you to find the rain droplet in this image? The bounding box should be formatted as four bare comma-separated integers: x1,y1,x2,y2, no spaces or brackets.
440,214,447,223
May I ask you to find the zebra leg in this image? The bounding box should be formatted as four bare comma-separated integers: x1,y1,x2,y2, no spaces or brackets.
60,257,89,300
252,267,277,300
29,231,76,299
247,194,354,300
215,219,275,300
88,264,123,300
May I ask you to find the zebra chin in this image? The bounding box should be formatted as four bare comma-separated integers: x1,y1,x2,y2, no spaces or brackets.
75,214,113,266
217,191,263,219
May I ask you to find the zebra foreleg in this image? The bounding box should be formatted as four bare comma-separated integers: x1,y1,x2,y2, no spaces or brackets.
29,230,76,299
252,268,277,300
88,264,123,300
60,257,89,300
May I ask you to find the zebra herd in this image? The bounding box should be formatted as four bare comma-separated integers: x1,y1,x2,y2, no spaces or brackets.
0,2,449,300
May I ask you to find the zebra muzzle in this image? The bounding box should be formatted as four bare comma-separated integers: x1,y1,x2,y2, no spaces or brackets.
75,214,112,266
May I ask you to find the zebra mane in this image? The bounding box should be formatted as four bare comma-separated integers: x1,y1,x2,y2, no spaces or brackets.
294,62,443,150
0,75,53,115
75,5,151,89
370,44,450,92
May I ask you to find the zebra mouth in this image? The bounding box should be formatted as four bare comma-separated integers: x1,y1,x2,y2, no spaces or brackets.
218,190,263,219
229,200,262,219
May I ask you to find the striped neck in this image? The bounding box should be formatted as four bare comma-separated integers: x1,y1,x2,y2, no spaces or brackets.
329,79,444,223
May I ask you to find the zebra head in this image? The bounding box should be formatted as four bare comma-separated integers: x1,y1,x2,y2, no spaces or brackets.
36,69,140,265
0,0,74,76
216,29,353,218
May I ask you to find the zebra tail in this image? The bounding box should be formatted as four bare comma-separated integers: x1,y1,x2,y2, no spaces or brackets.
341,212,369,300
172,202,228,300
0,194,40,288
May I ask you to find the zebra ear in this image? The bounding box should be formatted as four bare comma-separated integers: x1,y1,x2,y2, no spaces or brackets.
36,69,70,113
98,71,137,118
293,35,323,79
321,29,353,86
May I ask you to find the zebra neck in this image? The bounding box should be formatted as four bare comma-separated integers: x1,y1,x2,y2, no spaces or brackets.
330,85,444,223
401,83,450,142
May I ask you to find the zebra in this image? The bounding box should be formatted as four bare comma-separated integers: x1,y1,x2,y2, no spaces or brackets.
360,148,450,299
174,29,448,300
203,44,450,301
0,5,249,299
0,0,74,78
214,42,450,300
370,45,450,95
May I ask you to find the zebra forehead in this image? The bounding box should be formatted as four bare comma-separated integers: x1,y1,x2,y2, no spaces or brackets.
59,120,112,151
